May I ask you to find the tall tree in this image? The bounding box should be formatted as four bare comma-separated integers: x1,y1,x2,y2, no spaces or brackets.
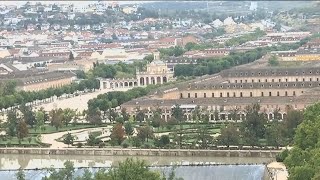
16,120,28,141
49,109,63,131
35,110,45,133
172,104,184,148
217,123,240,147
137,125,153,143
240,103,267,147
110,123,125,145
6,110,18,137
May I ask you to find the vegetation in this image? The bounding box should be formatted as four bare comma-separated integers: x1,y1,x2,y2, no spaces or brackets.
225,29,266,47
282,102,320,179
15,158,183,180
268,55,280,66
0,78,99,109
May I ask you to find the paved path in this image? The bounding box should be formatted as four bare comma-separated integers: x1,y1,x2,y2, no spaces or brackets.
267,162,288,180
37,88,131,112
41,127,112,148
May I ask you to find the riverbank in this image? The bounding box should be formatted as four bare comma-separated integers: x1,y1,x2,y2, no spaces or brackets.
0,147,281,158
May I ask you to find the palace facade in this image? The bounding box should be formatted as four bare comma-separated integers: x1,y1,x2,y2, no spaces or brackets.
121,66,320,122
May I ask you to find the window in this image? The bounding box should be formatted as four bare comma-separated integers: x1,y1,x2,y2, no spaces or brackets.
245,80,247,83
240,92,243,97
188,93,190,98
250,92,253,97
220,93,223,97
296,78,298,82
279,79,281,82
285,91,288,96
258,79,261,82
204,93,206,98
303,78,305,82
235,80,238,83
252,79,254,83
240,80,243,83
195,93,197,98
227,92,229,97
269,92,272,96
261,92,264,97
277,91,280,96
265,79,268,82
212,93,214,97
233,92,236,97
310,78,312,81
180,93,183,98
286,79,288,82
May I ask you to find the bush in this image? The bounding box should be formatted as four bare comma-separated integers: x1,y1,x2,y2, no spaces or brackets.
276,149,289,162
122,142,129,148
76,143,83,148
98,142,105,148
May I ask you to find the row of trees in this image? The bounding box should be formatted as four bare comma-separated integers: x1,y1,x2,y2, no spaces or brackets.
174,36,313,77
174,48,265,77
217,104,303,148
0,78,99,110
225,28,266,47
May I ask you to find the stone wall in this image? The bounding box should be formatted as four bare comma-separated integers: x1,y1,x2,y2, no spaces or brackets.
0,148,281,158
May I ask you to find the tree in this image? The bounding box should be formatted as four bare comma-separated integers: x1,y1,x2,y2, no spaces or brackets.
137,126,153,143
156,135,170,148
265,122,286,148
86,108,102,125
121,108,130,122
6,110,18,137
69,51,74,61
63,132,74,147
240,103,267,147
35,110,45,133
217,123,240,147
136,109,146,123
62,108,76,127
16,120,28,140
49,109,63,131
16,169,25,180
124,121,134,136
268,55,279,66
110,123,125,145
95,158,161,180
43,161,75,180
172,104,184,148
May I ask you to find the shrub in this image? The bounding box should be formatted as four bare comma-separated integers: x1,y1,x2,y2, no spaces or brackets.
98,142,105,148
122,142,129,148
276,149,289,162
76,143,83,148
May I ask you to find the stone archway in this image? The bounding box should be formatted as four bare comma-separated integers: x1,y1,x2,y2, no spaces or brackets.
157,76,161,84
140,77,145,86
115,82,119,88
146,77,150,85
163,76,167,83
269,113,273,120
129,82,133,87
151,77,155,84
134,82,138,86
120,82,124,88
124,82,128,87
110,82,114,89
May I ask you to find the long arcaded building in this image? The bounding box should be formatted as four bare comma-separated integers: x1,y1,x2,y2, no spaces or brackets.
121,65,320,122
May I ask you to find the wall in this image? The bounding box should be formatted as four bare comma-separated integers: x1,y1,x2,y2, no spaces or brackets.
0,148,281,158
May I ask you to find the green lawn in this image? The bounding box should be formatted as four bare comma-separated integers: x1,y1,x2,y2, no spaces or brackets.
0,136,39,146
